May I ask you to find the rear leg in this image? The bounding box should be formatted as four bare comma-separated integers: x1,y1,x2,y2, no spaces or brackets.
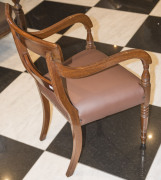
66,121,82,177
39,91,50,141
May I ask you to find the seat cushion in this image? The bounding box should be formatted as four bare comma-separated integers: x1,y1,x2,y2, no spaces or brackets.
66,49,144,125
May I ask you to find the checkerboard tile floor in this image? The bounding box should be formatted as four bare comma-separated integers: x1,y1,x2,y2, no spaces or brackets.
0,0,161,179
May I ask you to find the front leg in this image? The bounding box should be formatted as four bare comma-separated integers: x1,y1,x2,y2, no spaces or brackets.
141,104,149,149
140,64,151,149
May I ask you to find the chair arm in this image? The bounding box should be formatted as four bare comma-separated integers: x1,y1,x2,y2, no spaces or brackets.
30,13,93,39
55,49,152,79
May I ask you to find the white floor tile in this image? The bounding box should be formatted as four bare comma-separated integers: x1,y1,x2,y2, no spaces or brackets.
150,1,161,17
146,145,161,180
44,33,62,43
0,0,14,4
0,73,66,150
24,151,125,180
0,33,25,72
47,0,100,7
65,7,147,46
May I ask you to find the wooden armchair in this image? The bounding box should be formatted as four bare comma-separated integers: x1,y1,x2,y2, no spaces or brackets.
5,0,152,177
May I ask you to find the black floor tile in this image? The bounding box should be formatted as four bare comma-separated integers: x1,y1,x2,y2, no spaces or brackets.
57,36,123,60
95,0,159,14
25,1,90,33
34,57,48,76
47,105,161,180
95,41,123,56
0,67,22,93
0,135,43,180
127,16,161,53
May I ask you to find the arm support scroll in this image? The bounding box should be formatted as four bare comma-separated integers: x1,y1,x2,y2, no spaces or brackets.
30,13,93,39
55,49,152,79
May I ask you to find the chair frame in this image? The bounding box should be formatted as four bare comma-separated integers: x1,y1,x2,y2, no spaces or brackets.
6,0,152,177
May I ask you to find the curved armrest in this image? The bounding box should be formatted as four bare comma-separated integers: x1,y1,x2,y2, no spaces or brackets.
30,13,93,39
55,49,152,79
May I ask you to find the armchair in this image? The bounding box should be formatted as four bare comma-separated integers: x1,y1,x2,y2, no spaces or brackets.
5,0,152,177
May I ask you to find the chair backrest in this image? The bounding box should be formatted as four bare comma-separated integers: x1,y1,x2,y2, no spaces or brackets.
5,2,81,122
5,3,64,88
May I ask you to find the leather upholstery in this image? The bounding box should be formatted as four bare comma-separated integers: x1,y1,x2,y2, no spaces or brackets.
66,49,144,125
45,49,144,125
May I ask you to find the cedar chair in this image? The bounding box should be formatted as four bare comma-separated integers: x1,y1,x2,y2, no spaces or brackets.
5,0,152,177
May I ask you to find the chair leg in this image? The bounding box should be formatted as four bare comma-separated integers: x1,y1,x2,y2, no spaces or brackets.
140,104,149,149
66,124,82,177
39,92,50,141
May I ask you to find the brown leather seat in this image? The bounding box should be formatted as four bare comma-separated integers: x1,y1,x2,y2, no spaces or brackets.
65,49,144,125
45,49,144,125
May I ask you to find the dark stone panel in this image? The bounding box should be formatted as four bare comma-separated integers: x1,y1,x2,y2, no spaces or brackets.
47,105,161,180
25,1,90,33
95,0,159,14
0,67,22,93
57,36,123,60
0,135,43,180
34,57,48,76
127,16,161,53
